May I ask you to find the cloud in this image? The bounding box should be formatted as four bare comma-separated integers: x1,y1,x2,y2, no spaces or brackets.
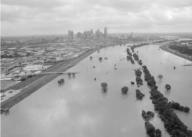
1,4,39,22
1,0,65,9
1,0,192,36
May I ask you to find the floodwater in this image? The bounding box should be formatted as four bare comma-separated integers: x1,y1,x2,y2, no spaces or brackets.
1,45,192,137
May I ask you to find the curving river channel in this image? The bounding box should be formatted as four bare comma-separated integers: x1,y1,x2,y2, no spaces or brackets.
1,44,192,137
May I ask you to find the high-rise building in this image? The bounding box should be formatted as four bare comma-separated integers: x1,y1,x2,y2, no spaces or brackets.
76,32,82,39
67,30,74,40
104,27,108,37
95,29,103,39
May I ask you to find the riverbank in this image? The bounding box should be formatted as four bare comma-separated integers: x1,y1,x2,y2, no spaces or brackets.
1,48,96,112
131,40,168,49
160,45,192,62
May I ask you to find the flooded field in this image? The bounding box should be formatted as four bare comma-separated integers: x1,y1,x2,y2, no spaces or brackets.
1,44,192,137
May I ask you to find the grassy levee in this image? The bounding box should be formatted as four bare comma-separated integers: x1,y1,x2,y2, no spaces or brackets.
1,49,95,111
160,45,192,61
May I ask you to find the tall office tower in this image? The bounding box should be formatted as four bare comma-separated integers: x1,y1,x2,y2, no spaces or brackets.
95,29,103,39
68,30,74,40
104,27,108,37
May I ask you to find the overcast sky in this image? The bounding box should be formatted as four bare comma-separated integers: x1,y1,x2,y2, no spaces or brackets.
1,0,192,36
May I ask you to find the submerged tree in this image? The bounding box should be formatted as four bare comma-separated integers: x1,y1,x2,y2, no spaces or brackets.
165,84,171,90
136,89,145,100
101,82,108,93
121,86,128,94
158,74,163,80
58,78,65,86
131,81,135,85
99,57,103,62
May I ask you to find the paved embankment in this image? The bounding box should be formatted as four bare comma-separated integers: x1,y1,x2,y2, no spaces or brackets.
131,40,169,49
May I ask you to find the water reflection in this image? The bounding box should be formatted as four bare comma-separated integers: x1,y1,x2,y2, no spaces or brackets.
99,57,103,62
67,73,72,79
1,109,10,115
157,74,163,84
164,89,171,96
67,73,76,79
72,73,76,78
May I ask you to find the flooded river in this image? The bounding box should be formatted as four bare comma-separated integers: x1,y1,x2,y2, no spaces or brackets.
1,45,192,137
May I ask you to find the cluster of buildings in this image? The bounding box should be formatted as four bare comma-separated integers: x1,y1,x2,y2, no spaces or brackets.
1,43,91,82
1,27,115,90
67,27,108,40
178,39,192,48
